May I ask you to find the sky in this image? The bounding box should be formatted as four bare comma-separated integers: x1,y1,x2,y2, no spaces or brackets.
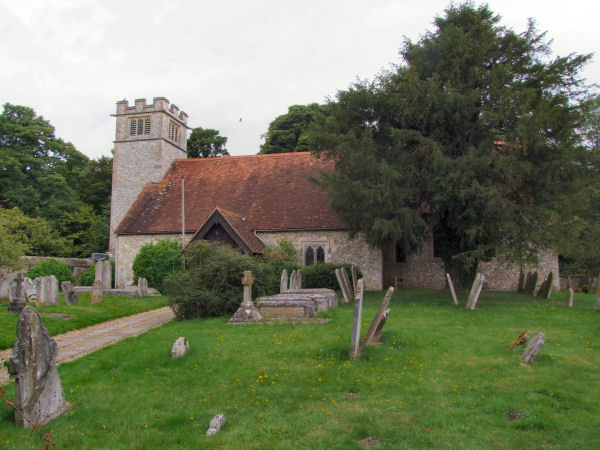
1,0,598,160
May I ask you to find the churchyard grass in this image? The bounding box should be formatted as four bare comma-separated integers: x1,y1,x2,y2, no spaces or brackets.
0,294,168,350
1,290,598,448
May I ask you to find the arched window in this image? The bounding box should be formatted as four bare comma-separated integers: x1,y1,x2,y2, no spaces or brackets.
305,246,314,265
316,246,325,263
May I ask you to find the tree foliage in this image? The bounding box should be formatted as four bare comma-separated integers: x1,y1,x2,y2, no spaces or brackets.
310,3,594,281
132,240,183,292
187,127,229,158
260,104,325,154
26,258,74,284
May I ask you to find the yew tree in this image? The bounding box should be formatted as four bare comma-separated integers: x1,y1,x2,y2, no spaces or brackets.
311,3,594,283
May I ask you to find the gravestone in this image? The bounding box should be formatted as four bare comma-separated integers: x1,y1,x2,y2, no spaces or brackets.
90,280,103,304
8,306,68,427
446,273,459,305
206,414,226,436
61,281,79,305
289,270,298,290
523,271,538,295
280,269,288,293
537,272,553,299
466,273,485,310
229,271,263,324
171,337,189,359
595,287,600,312
101,261,112,290
508,330,530,349
335,269,352,303
137,277,148,297
368,309,390,345
349,279,364,359
566,288,574,308
34,276,59,306
8,273,25,313
521,332,545,364
351,265,358,294
517,269,525,293
341,268,354,299
23,277,36,301
94,262,103,282
364,286,394,345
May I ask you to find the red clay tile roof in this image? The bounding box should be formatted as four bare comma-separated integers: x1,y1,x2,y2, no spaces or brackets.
115,152,343,238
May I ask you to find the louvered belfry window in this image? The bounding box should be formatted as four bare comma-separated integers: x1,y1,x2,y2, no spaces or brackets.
129,117,151,136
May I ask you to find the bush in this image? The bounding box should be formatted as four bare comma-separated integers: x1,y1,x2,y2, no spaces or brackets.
302,262,362,291
581,284,589,294
132,240,183,292
165,241,278,320
26,258,74,284
79,261,115,287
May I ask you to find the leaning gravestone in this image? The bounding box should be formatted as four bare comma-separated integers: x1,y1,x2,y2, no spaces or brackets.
171,337,189,359
101,261,112,290
61,281,79,305
349,279,364,359
351,265,358,294
524,271,538,296
341,268,354,299
537,272,553,299
229,271,263,324
90,280,103,304
517,270,525,293
335,268,352,303
8,273,25,313
466,273,485,310
508,330,531,349
364,286,394,345
521,332,545,364
206,414,226,436
9,306,69,427
446,273,459,305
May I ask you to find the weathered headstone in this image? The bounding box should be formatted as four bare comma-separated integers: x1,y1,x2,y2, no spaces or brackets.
171,337,189,359
349,279,364,359
341,268,354,299
206,414,226,436
289,270,298,290
137,277,148,297
8,306,69,427
351,265,358,294
229,271,263,324
8,272,25,313
368,309,391,345
446,273,459,305
364,286,394,345
297,269,302,289
517,270,525,293
508,329,531,349
466,273,485,310
101,261,112,290
94,262,103,282
523,271,538,295
61,281,79,305
566,288,574,308
280,269,289,293
90,280,103,304
22,277,36,301
335,269,352,303
34,276,59,306
520,332,545,364
537,272,553,299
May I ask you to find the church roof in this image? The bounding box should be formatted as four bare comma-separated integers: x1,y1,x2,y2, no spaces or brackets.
114,152,343,241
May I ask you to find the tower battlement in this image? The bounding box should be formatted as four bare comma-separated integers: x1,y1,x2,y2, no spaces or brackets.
116,97,188,123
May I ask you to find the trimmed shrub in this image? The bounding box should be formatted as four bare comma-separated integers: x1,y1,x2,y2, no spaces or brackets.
79,261,115,287
302,262,362,291
165,240,278,320
132,240,183,292
26,258,74,284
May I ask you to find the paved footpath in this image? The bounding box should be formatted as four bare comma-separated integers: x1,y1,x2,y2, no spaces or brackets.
0,307,174,384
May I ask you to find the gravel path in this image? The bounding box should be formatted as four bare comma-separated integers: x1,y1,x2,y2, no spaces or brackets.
0,307,174,384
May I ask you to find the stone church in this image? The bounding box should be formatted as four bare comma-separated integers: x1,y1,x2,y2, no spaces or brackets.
109,97,558,290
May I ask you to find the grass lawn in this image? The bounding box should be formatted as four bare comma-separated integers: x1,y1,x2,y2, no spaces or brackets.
1,289,598,449
0,294,169,350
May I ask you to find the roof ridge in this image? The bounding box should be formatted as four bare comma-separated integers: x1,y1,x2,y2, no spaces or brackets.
174,151,313,162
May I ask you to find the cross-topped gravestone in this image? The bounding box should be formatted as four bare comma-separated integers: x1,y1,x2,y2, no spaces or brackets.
228,271,263,324
8,273,26,313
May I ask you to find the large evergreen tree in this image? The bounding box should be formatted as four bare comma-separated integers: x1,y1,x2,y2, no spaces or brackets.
311,3,594,283
260,103,325,154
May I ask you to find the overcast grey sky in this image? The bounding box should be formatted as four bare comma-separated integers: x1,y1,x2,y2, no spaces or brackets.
1,0,598,159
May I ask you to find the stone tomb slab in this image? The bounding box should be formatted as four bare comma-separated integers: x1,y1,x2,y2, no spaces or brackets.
256,298,317,319
283,289,338,311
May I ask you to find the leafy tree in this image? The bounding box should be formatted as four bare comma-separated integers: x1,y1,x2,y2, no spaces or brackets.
186,127,229,158
132,240,184,292
311,3,593,284
72,155,113,215
58,205,108,257
260,103,325,154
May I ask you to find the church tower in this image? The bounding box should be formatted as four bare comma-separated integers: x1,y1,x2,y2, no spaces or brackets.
109,97,188,255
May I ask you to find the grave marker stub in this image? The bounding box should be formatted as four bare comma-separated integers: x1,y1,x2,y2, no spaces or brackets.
9,306,69,427
349,279,364,359
364,286,394,345
446,273,459,305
